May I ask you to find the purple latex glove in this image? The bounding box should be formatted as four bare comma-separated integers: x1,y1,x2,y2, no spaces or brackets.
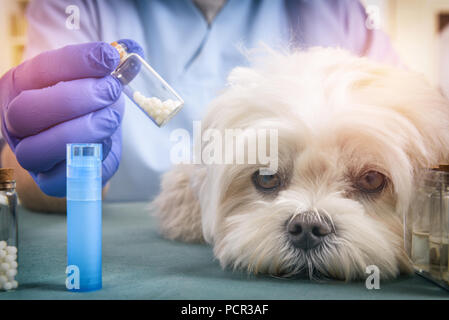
0,40,142,197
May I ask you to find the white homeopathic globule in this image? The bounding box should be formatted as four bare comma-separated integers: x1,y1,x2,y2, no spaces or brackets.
133,91,181,126
0,240,18,290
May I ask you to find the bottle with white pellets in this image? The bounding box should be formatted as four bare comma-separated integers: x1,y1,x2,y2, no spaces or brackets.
0,168,18,291
110,41,184,127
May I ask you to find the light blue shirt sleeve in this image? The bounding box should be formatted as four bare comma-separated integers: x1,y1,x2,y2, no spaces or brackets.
24,0,100,59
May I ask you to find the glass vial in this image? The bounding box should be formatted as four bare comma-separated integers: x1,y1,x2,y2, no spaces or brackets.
0,168,18,291
110,41,184,127
410,169,433,272
408,167,449,288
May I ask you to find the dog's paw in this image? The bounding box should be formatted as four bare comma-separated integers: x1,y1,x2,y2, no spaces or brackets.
152,165,205,243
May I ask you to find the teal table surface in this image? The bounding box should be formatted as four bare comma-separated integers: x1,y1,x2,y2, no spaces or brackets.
0,202,448,300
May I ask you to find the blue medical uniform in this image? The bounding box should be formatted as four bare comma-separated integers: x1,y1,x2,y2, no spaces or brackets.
23,0,398,201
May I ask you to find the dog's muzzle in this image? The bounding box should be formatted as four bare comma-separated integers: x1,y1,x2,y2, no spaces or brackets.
286,212,334,250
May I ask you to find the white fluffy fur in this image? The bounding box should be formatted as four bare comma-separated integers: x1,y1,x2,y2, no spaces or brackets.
153,47,449,280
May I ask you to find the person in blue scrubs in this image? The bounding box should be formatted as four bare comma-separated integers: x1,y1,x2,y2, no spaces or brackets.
0,0,398,212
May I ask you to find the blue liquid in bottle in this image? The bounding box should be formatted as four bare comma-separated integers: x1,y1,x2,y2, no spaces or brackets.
66,144,102,292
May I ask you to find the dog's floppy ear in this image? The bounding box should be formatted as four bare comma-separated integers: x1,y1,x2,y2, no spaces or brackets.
352,64,449,168
152,164,206,243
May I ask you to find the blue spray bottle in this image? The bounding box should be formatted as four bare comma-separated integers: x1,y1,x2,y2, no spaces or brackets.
66,143,102,292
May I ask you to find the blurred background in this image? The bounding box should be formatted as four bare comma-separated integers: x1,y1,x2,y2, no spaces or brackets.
1,0,449,96
0,0,29,75
362,0,449,97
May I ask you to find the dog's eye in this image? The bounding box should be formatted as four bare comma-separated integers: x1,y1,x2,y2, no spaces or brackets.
252,171,281,192
356,171,386,193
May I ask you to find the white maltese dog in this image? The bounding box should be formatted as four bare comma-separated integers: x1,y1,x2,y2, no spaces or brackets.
153,47,449,281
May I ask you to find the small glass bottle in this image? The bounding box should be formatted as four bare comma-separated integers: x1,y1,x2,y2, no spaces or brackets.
409,169,432,272
0,168,18,291
408,167,449,290
110,41,184,127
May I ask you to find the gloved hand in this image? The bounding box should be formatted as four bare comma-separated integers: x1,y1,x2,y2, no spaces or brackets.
0,39,144,197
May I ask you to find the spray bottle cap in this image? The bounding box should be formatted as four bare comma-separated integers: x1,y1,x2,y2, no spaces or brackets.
66,144,102,201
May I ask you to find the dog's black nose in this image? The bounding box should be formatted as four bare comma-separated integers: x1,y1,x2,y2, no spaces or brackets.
287,214,333,250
